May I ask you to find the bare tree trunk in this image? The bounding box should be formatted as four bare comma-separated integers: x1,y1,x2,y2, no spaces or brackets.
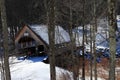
82,24,85,80
82,0,85,80
85,25,88,44
1,56,5,80
108,0,116,80
90,25,93,80
0,28,5,80
93,0,97,79
69,0,77,80
93,25,97,80
76,10,81,80
47,0,56,80
0,0,11,80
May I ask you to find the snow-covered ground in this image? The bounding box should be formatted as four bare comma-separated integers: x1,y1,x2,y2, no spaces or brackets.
0,57,106,80
8,57,73,80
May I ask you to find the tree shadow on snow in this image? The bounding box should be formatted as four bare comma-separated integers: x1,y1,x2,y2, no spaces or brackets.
18,56,48,62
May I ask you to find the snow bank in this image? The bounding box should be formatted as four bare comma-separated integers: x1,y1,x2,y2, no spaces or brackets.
1,57,106,80
9,57,73,80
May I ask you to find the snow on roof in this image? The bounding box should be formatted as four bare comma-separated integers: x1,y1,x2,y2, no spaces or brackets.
96,45,109,50
72,24,110,48
117,21,120,31
29,25,70,44
96,33,108,43
117,15,120,21
72,26,90,46
116,15,120,31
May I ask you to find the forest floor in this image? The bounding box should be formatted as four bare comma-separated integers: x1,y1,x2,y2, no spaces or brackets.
76,58,120,80
55,54,120,80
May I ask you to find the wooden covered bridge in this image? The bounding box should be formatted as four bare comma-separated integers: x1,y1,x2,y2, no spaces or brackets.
15,25,71,56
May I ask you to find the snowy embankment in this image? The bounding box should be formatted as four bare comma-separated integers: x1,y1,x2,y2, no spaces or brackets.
8,57,73,80
5,57,104,80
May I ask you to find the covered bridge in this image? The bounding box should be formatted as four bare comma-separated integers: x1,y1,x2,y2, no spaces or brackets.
15,25,70,56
